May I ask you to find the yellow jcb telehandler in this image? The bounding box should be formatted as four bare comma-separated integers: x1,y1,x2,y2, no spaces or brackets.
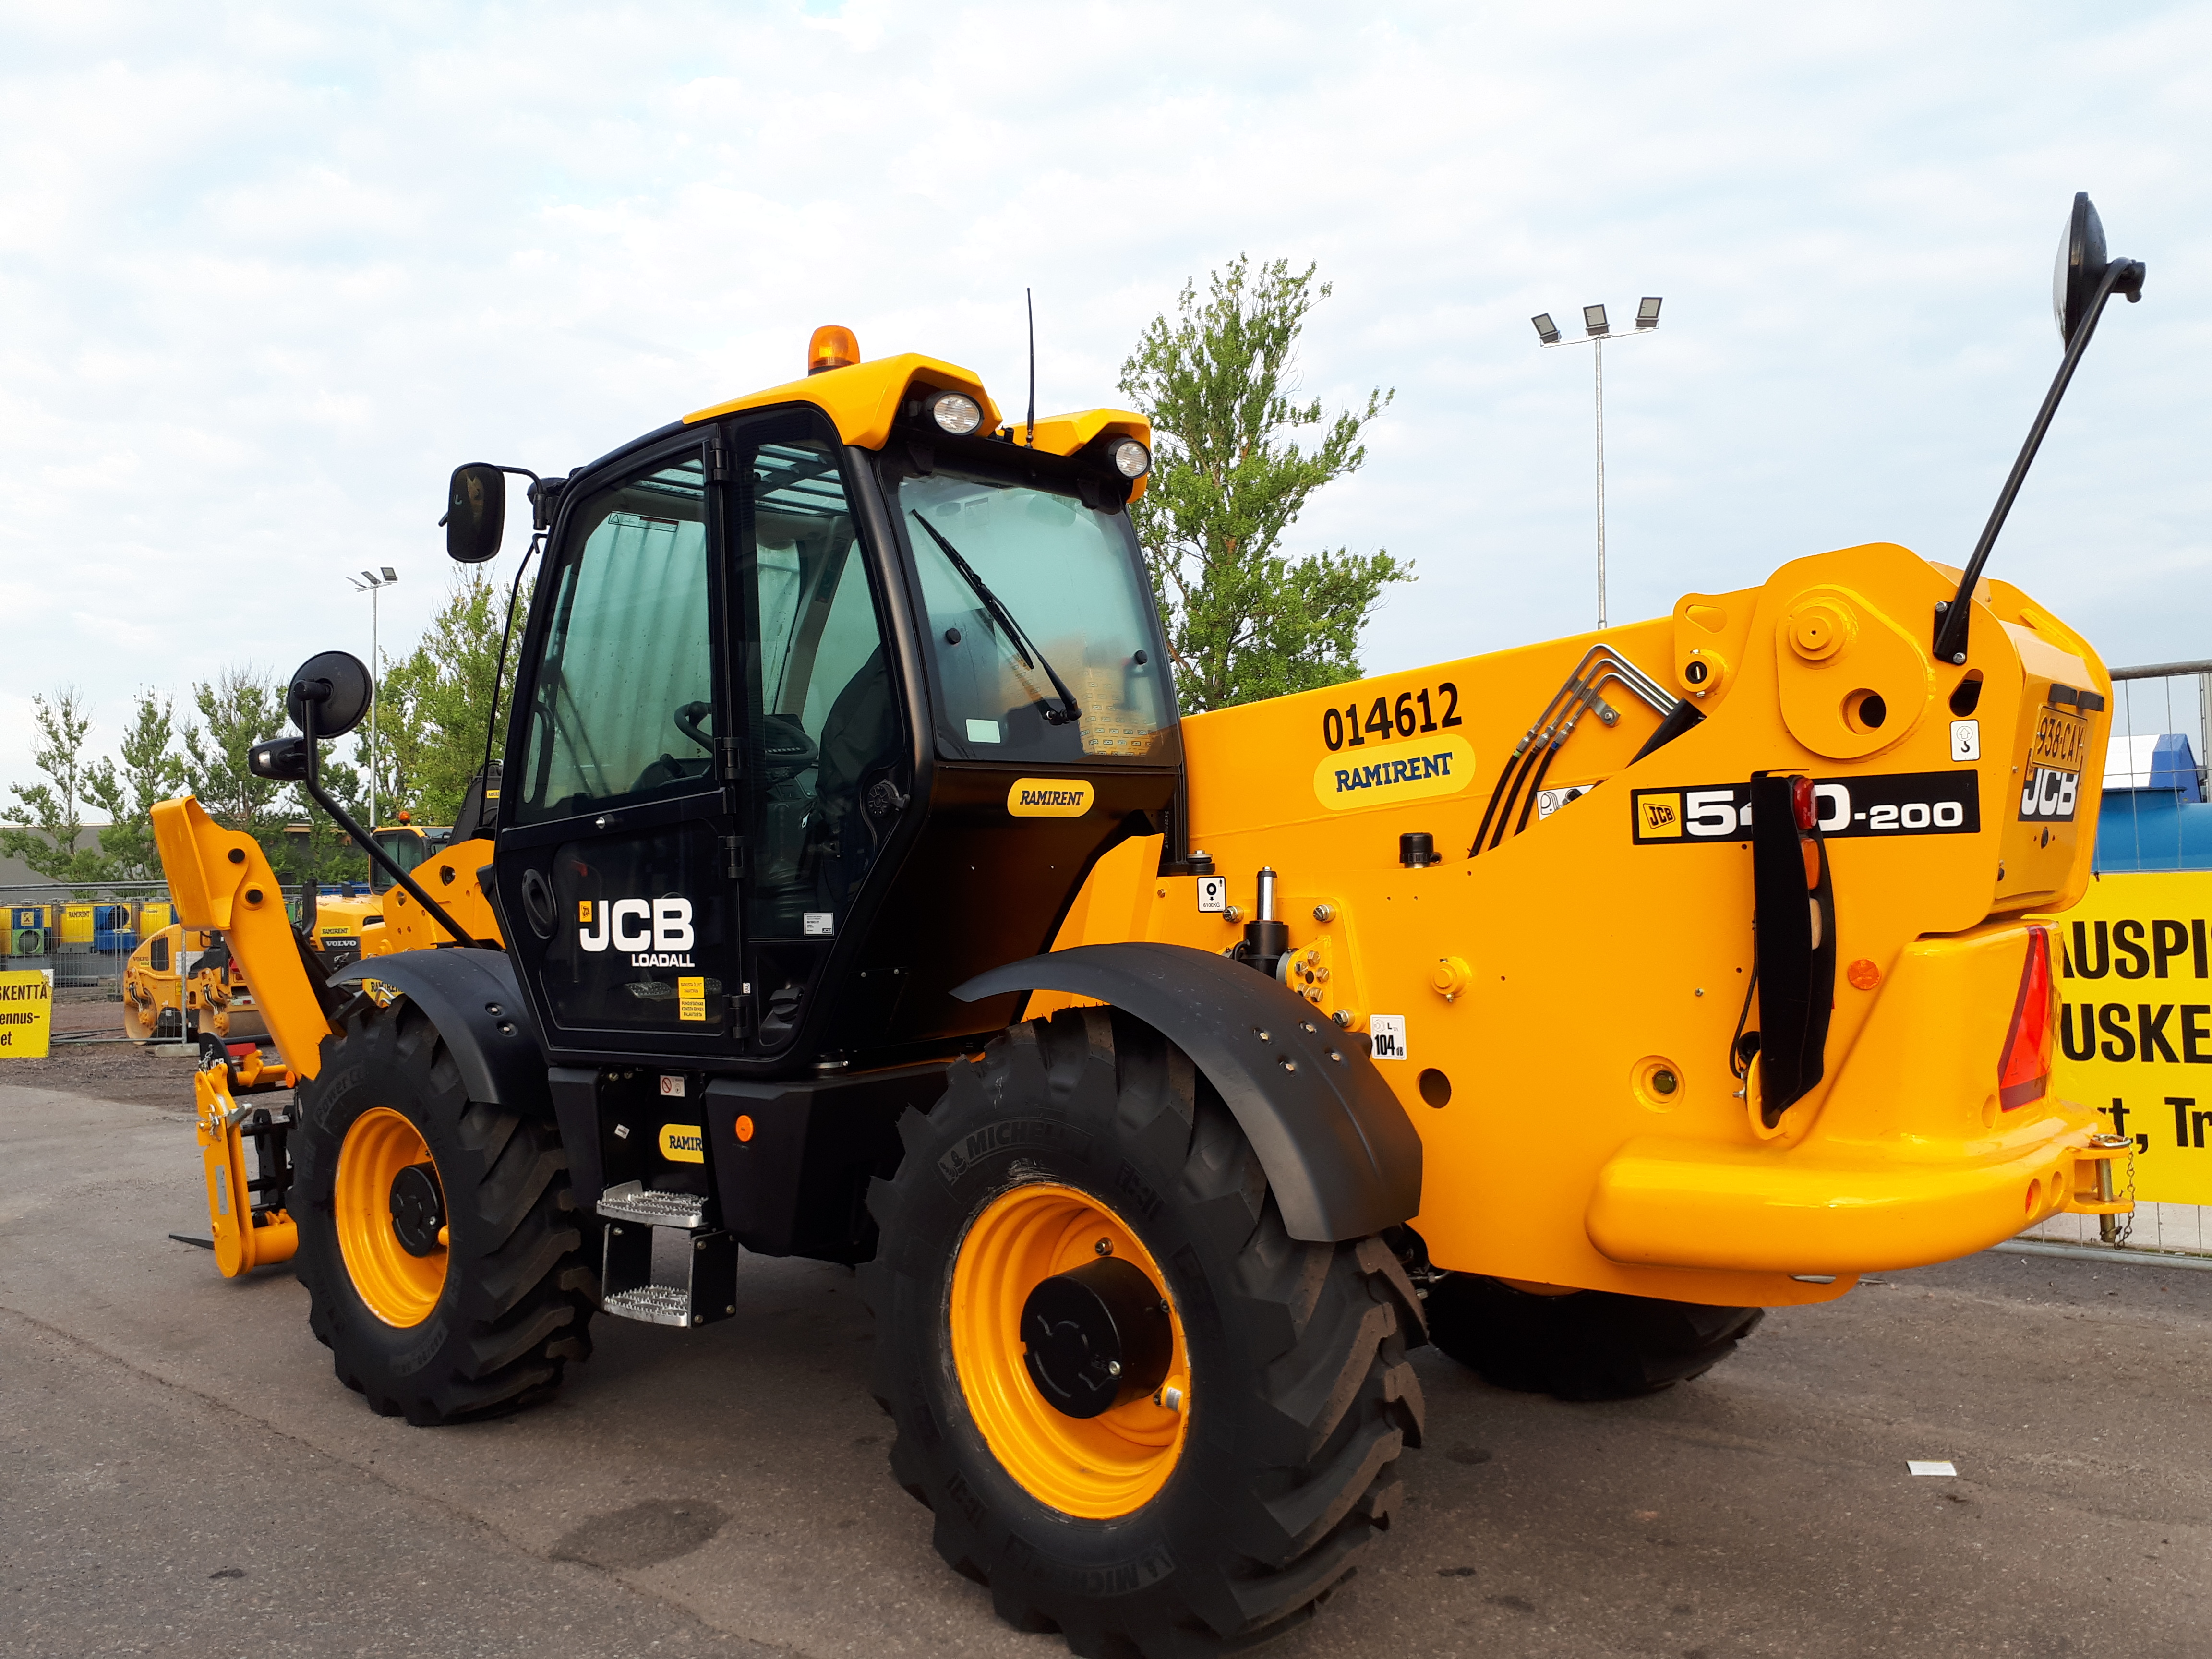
152,195,2144,1657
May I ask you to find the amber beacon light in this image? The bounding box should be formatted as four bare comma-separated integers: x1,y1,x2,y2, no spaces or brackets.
808,325,861,375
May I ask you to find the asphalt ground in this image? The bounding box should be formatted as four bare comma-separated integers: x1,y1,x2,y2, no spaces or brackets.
4,1056,2209,1659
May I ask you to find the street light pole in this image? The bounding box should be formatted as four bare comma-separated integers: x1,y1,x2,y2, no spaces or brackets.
1533,298,1662,630
348,567,401,830
1592,335,1606,628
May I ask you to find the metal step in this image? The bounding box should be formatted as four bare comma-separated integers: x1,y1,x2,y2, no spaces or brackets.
596,1180,711,1229
600,1283,696,1327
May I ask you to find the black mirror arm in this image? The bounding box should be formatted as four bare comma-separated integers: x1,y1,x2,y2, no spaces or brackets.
1934,255,2147,665
292,684,482,949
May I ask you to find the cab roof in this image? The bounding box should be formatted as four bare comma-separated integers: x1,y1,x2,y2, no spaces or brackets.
683,349,1150,485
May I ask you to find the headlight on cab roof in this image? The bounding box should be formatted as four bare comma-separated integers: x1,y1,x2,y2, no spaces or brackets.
930,392,983,436
1109,437,1151,478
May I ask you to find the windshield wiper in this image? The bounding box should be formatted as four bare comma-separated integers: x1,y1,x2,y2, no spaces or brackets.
909,510,1082,726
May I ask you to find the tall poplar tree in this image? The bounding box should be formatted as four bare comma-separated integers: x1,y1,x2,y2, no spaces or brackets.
1119,257,1409,712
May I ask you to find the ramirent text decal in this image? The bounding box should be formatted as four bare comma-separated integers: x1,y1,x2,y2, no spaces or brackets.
1007,779,1096,817
1310,734,1478,813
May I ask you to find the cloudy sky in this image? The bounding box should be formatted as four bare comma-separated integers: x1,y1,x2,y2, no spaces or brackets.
4,0,2208,789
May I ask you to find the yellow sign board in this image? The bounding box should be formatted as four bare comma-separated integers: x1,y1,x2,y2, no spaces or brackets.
0,969,53,1058
1311,733,1478,812
2048,871,2212,1204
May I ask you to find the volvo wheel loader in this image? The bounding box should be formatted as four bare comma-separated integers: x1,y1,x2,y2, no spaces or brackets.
152,197,2147,1656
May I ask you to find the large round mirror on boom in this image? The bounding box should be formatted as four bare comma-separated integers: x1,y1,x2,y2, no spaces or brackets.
2053,191,2110,345
285,649,374,739
443,463,506,563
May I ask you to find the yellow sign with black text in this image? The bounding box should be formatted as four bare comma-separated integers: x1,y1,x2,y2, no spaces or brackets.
1007,779,1095,817
0,970,52,1058
1311,734,1478,813
658,1123,707,1164
2047,872,2212,1205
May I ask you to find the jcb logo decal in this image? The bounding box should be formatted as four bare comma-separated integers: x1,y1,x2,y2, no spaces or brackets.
1310,734,1477,813
579,896,696,966
1008,779,1095,817
658,1123,706,1163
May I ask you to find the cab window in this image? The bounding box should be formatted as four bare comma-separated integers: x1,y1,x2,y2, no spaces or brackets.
514,456,716,825
742,440,900,938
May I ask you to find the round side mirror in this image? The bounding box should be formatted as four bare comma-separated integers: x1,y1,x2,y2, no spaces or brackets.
444,464,506,564
286,650,375,739
2053,191,2109,346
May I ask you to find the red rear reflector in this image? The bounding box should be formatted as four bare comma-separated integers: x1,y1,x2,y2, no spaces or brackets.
1997,926,2055,1110
1791,775,1817,830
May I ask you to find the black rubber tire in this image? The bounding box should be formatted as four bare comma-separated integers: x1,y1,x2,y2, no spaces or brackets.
863,1007,1425,1659
292,996,597,1425
1424,1273,1761,1402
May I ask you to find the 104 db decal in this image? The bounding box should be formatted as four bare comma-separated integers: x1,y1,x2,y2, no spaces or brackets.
1631,770,1981,845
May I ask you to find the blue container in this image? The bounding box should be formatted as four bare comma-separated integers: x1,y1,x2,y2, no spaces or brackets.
2095,734,2212,873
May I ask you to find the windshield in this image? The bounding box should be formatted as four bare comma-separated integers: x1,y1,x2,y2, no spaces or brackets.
895,465,1175,763
371,828,429,894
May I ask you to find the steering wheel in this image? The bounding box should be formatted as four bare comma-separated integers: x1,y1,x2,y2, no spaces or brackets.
762,714,819,782
674,701,714,752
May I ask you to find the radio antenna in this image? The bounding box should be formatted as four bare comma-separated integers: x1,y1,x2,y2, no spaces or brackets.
1025,288,1037,448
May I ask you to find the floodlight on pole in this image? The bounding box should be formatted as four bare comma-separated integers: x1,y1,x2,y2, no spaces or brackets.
346,567,401,830
1533,295,1664,628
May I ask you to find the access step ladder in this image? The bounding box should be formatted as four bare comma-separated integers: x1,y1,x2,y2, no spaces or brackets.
596,1181,737,1328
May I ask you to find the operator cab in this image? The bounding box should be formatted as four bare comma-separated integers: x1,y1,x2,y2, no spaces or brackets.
472,331,1180,1076
368,820,445,895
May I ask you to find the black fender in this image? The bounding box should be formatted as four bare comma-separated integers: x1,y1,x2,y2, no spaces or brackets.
954,942,1422,1243
327,949,551,1114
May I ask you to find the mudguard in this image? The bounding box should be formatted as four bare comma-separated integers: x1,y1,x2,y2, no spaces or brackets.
327,950,551,1113
954,941,1422,1243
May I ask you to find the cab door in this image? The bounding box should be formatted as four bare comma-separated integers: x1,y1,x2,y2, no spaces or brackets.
497,437,743,1057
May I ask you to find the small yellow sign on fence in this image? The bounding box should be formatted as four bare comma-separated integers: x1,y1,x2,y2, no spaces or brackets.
0,970,53,1059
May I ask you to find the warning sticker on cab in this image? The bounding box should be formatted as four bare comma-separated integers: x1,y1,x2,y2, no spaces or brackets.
1008,779,1095,817
1312,734,1477,813
1631,771,1982,845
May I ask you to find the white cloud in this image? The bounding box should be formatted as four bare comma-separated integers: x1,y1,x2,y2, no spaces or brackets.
2,0,2209,783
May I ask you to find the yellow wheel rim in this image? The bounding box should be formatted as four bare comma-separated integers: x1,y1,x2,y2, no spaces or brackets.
337,1107,448,1328
950,1181,1190,1519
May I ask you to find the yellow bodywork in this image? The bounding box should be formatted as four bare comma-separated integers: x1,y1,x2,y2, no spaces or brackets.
194,1046,298,1277
151,799,503,1084
1044,541,2127,1306
685,349,1149,499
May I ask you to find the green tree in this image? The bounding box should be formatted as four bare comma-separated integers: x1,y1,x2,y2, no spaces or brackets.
84,689,187,879
377,568,518,825
183,665,297,860
1119,256,1409,712
1,687,112,884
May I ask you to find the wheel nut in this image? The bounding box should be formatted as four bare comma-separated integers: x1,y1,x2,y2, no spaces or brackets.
1094,1238,1113,1256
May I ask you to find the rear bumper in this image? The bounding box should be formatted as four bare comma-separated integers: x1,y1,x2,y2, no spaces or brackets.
1586,922,2129,1276
1587,1118,2126,1274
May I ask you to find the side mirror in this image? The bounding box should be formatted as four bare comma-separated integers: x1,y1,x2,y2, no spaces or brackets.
285,649,374,739
2053,192,2109,345
443,463,506,564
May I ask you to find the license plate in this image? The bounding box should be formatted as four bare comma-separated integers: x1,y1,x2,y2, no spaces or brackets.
2031,707,2086,773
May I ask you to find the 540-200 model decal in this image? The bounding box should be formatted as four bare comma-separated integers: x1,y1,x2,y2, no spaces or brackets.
1631,770,1981,845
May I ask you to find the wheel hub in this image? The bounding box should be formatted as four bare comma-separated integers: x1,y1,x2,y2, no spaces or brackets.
388,1162,445,1257
1021,1256,1173,1419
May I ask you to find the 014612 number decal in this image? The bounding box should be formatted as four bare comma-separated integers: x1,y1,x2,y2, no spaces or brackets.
1322,683,1462,751
1631,770,1982,845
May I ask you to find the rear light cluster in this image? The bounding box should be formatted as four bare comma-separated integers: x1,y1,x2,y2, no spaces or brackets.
1998,925,2056,1109
1791,774,1823,947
